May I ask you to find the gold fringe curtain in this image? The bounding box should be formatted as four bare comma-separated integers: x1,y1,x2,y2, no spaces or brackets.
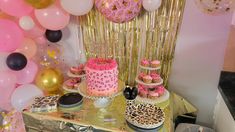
77,0,186,86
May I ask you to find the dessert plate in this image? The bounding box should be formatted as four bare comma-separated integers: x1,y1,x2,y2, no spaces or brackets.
135,77,163,86
67,71,86,78
125,103,165,129
135,89,170,104
139,65,161,70
62,82,80,93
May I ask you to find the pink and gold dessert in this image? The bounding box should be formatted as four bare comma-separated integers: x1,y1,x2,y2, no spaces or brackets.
143,75,152,83
65,78,81,89
70,64,85,75
150,60,160,68
138,85,148,98
141,59,150,67
148,85,165,99
85,58,118,96
138,72,146,81
150,72,161,83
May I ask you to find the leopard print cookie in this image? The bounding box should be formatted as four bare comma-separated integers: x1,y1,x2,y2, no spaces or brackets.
30,95,60,112
125,103,165,129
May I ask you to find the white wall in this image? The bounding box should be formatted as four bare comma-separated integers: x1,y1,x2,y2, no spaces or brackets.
169,0,232,127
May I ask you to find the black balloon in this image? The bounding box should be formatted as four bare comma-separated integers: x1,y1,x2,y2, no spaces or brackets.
6,53,27,71
45,30,62,43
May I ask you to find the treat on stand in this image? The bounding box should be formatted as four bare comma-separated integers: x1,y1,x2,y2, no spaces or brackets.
69,64,85,75
138,72,146,80
151,72,162,83
140,59,150,67
85,58,118,97
30,95,60,113
150,60,160,68
143,75,152,83
138,86,148,98
64,77,81,90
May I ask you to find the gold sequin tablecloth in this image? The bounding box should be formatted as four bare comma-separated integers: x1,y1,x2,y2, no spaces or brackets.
23,95,173,132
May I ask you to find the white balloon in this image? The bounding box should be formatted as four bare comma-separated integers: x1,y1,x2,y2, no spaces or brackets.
0,53,9,71
11,84,43,111
19,16,35,30
60,0,94,16
143,0,162,12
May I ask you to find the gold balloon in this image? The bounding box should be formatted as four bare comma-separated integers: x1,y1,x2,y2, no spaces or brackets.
35,68,63,93
25,0,55,9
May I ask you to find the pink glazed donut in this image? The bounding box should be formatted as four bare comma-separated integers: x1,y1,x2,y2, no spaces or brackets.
95,0,142,23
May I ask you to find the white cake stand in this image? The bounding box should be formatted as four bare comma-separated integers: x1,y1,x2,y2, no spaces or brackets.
67,71,86,78
135,89,170,105
135,77,163,86
77,80,125,108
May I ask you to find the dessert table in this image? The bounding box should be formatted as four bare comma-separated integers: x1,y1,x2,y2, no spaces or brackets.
22,95,173,132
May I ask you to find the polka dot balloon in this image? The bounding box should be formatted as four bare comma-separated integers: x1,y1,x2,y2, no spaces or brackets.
195,0,235,15
95,0,142,23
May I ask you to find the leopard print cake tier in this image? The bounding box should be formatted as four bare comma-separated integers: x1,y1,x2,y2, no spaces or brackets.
125,103,165,129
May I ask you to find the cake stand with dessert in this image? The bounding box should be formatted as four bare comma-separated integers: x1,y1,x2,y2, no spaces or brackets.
62,64,86,92
77,58,125,108
135,59,170,104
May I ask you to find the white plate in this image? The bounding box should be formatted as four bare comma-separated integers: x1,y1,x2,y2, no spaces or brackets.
67,71,86,78
135,89,170,104
135,77,163,86
62,82,80,93
139,65,161,70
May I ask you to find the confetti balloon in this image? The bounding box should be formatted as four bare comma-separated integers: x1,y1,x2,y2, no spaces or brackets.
25,0,55,9
195,0,235,15
95,0,142,23
35,67,64,93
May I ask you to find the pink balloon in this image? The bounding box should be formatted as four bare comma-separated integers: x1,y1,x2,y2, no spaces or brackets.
34,4,70,30
13,61,38,84
0,0,33,17
24,23,46,38
16,38,37,59
0,71,17,110
34,36,47,45
0,19,24,52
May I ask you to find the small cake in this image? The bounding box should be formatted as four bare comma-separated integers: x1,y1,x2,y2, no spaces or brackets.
156,85,165,96
140,59,150,67
65,78,81,89
143,75,152,83
70,64,85,75
85,58,118,96
150,60,160,68
138,72,146,81
151,73,161,83
138,85,148,98
30,95,60,113
125,103,165,129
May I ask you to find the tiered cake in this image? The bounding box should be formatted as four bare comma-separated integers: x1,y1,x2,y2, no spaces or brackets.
135,59,169,104
85,58,119,96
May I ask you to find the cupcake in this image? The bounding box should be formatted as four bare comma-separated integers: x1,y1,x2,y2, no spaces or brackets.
156,85,165,96
138,72,146,81
70,65,85,75
65,78,81,89
149,89,160,99
150,60,160,68
141,59,150,67
143,75,152,83
138,87,148,98
151,73,161,83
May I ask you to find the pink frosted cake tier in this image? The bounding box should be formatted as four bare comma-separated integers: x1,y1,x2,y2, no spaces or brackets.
85,58,118,96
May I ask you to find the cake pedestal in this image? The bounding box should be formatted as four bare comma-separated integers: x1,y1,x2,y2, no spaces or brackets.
77,80,125,122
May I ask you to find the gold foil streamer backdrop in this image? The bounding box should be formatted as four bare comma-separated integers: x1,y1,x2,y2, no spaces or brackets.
77,0,186,86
